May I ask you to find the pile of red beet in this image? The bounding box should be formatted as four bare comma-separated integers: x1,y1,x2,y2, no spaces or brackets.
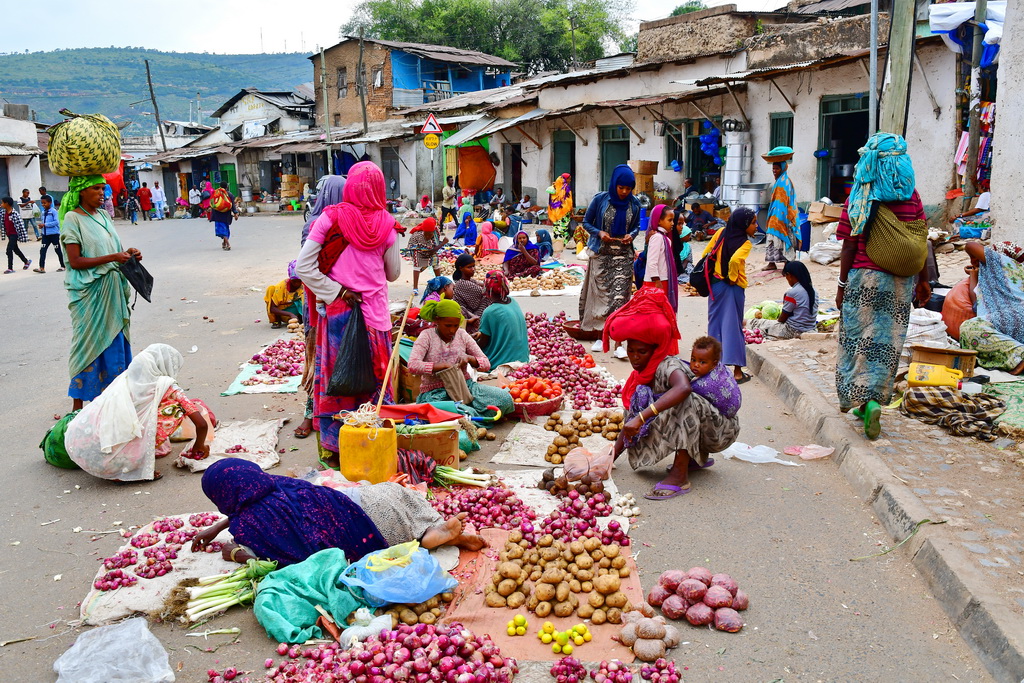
647,567,748,633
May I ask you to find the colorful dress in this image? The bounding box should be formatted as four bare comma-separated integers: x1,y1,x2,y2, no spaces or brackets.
453,278,490,334
479,298,530,368
959,246,1024,371
408,328,513,416
764,164,797,263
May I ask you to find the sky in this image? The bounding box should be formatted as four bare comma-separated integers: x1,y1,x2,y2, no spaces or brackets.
3,0,789,55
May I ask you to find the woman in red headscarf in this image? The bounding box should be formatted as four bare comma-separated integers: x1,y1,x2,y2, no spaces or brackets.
606,288,741,500
294,161,402,465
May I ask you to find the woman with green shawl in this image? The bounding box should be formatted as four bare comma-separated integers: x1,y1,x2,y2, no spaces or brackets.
60,175,142,410
407,299,514,416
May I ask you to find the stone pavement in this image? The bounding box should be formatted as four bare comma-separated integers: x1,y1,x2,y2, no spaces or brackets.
748,338,1024,682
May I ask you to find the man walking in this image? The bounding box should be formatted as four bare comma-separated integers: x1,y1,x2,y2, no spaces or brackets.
209,181,235,250
440,175,458,225
32,195,64,273
189,185,202,219
137,182,153,221
151,181,167,220
18,189,40,240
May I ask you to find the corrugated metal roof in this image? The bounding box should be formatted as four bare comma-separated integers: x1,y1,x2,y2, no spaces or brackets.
794,0,869,13
675,51,867,86
338,37,517,68
0,143,40,156
212,88,315,119
442,108,550,147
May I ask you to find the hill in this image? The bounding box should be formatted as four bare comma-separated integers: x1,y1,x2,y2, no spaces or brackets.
0,47,313,135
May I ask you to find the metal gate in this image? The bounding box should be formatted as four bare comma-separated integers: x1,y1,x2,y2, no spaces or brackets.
381,147,401,200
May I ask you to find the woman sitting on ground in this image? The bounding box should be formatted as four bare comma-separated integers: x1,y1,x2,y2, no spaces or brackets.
746,261,818,339
193,459,485,567
608,288,740,500
408,299,514,416
64,344,211,482
420,275,453,304
453,212,478,250
476,271,530,367
960,241,1024,374
264,277,304,328
503,230,542,279
535,229,554,262
475,221,500,255
452,253,490,334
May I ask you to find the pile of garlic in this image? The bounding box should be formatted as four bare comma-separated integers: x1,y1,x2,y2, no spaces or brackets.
612,493,640,518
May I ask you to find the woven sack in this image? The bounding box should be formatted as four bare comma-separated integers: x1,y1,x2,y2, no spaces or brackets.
47,109,121,176
865,203,928,277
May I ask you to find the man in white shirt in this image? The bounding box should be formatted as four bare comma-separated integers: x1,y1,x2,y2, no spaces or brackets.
188,187,202,218
152,182,167,220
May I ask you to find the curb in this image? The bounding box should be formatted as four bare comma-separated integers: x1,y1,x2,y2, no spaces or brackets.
747,345,1024,683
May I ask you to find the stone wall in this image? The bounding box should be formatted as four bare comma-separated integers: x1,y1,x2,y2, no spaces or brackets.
637,5,756,63
745,14,888,69
314,41,394,129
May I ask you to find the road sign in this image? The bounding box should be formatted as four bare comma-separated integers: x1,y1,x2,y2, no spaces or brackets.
423,133,440,149
420,113,444,135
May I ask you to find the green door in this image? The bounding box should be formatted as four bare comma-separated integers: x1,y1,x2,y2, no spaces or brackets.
599,126,630,190
553,130,576,180
219,163,239,196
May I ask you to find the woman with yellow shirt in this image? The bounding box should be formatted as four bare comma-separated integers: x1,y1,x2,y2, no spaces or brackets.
701,207,757,383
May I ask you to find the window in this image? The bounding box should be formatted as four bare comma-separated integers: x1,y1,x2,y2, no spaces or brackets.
333,114,341,127
372,66,383,89
337,67,348,98
769,113,794,149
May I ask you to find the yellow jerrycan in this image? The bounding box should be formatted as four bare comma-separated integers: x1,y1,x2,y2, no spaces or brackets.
908,363,963,389
330,418,398,483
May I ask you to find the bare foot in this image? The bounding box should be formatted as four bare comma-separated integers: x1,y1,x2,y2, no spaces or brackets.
421,516,464,549
455,533,487,551
761,263,778,271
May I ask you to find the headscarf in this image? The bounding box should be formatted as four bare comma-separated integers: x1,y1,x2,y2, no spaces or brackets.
421,275,452,303
504,231,538,262
420,194,431,209
410,217,437,234
646,204,679,311
419,298,463,322
200,458,387,567
485,270,510,303
719,207,756,271
992,241,1024,264
453,253,475,280
782,261,817,311
602,288,680,409
287,259,298,279
765,160,798,250
535,229,553,260
64,344,184,482
59,174,105,222
333,161,396,250
301,175,346,244
606,165,636,237
846,132,916,236
454,213,477,246
477,222,500,252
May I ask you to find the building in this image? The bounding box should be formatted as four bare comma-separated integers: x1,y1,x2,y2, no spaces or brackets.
0,104,43,201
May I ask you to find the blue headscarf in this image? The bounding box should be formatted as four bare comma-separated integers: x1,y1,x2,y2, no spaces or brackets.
421,275,453,303
301,175,347,245
846,133,916,236
503,231,538,263
607,165,636,237
535,229,553,260
201,458,386,567
454,212,477,246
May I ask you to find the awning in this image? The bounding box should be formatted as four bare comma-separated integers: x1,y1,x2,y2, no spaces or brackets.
442,108,549,146
275,141,327,153
335,129,410,145
0,144,41,156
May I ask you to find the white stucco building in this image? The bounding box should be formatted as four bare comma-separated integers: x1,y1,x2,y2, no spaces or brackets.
0,106,43,201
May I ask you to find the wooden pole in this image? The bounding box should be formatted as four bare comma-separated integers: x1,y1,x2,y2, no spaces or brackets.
868,0,879,134
964,0,988,196
320,48,334,175
878,0,917,136
358,28,369,136
375,295,415,415
144,60,167,152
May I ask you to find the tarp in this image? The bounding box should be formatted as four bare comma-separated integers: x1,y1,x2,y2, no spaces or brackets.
929,2,1006,65
457,145,496,192
102,160,125,201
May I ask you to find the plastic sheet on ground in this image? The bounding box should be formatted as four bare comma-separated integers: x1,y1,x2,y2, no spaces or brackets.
174,418,285,473
719,442,804,466
490,422,613,467
441,528,641,663
80,513,235,625
495,468,630,534
783,444,835,460
510,284,583,298
222,333,303,395
54,618,174,683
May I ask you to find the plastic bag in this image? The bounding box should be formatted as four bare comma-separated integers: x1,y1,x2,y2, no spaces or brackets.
563,444,614,481
339,607,394,648
809,241,842,265
53,618,174,683
340,542,457,608
327,302,377,396
40,411,80,469
119,256,155,304
719,442,803,466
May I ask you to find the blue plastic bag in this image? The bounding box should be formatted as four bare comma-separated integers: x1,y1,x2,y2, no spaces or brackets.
339,543,457,608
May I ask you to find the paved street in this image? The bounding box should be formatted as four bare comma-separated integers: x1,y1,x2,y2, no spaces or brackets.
0,214,990,681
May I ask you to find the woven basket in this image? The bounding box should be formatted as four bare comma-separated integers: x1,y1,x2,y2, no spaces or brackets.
562,320,602,341
512,395,563,421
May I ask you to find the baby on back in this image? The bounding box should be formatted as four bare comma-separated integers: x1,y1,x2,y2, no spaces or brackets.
686,336,741,418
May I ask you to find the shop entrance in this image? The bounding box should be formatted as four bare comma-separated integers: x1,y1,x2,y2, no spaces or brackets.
502,143,522,200
817,95,870,202
599,126,630,190
381,147,401,200
553,130,576,181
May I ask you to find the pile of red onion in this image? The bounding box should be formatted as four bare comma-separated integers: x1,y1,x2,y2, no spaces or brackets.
101,549,137,570
94,569,137,591
129,532,160,549
135,557,173,579
190,512,221,527
591,660,634,683
225,444,249,454
431,486,537,531
551,656,588,683
152,517,184,533
248,338,305,378
164,528,197,545
143,543,180,561
530,492,629,545
638,659,681,682
257,622,518,683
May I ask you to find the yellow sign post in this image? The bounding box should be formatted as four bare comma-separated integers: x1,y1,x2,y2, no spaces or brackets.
423,133,440,149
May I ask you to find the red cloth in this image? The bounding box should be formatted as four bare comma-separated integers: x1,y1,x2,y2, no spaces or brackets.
137,187,153,211
410,217,437,233
602,287,680,408
378,403,464,424
836,190,925,272
334,162,399,250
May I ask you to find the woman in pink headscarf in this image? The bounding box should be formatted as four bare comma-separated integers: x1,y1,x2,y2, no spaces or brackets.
475,221,500,254
294,162,402,465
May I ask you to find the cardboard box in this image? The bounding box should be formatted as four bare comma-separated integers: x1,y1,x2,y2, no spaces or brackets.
281,174,299,183
633,173,654,194
909,345,977,377
398,360,422,404
807,202,844,223
397,429,461,467
628,159,659,175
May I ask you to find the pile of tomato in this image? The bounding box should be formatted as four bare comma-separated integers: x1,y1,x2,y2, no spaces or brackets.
508,376,563,403
569,354,597,369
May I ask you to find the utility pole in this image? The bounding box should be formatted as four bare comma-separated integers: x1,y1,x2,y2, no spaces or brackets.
569,15,579,71
964,0,988,196
357,28,369,136
260,28,264,53
144,59,167,152
878,0,916,136
868,0,878,134
321,48,334,176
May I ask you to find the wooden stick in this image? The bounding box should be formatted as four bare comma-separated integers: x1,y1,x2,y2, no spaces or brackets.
375,295,415,415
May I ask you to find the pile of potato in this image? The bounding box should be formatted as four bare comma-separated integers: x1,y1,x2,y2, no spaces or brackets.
509,270,581,292
543,412,624,463
286,318,302,335
538,469,606,498
485,532,632,625
381,592,455,627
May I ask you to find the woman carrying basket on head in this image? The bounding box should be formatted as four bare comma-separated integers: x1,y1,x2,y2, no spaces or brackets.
295,162,403,466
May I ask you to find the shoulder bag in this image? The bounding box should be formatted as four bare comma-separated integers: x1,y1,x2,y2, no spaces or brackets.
864,202,928,277
689,233,724,298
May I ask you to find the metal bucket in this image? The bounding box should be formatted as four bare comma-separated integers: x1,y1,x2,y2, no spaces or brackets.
240,188,253,202
738,183,770,207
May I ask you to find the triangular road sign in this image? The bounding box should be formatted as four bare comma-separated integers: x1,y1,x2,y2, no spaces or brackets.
420,113,444,135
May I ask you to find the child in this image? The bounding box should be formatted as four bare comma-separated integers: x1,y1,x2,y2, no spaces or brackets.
746,261,817,339
420,275,454,304
686,336,741,419
642,204,678,311
126,195,140,225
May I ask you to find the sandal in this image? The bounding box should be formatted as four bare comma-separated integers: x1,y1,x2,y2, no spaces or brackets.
643,481,691,501
735,372,752,384
863,400,882,440
22,260,31,270
33,268,45,273
56,267,65,272
271,322,284,329
3,270,14,274
294,425,312,439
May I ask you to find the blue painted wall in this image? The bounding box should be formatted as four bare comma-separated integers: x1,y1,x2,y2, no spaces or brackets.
389,49,511,101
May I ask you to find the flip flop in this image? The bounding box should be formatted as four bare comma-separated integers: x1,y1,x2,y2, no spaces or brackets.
643,482,691,500
293,425,312,439
736,372,752,384
863,400,881,440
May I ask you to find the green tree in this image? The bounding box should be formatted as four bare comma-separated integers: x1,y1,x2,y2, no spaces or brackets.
341,0,632,73
619,31,638,53
670,0,706,15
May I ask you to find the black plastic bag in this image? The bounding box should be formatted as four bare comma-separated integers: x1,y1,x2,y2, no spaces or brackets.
327,302,377,396
119,256,154,304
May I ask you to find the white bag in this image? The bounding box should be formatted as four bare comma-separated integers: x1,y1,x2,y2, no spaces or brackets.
809,241,842,265
53,618,174,683
719,442,803,466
